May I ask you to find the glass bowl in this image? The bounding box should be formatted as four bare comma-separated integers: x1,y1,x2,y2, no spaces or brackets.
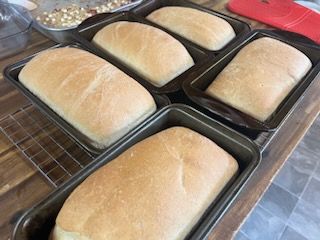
0,2,32,60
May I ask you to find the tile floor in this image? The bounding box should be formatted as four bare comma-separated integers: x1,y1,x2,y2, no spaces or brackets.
234,114,320,240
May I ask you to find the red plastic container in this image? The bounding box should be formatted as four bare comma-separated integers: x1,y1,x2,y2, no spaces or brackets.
227,0,320,44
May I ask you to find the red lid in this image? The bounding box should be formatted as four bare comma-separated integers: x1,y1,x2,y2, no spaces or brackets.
227,0,320,44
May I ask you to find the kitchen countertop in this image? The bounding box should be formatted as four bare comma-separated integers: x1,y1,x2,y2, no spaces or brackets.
0,0,319,239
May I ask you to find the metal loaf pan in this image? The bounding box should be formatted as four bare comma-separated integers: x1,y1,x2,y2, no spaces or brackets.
13,104,261,240
3,43,170,155
71,11,209,94
130,0,251,54
183,29,320,132
30,0,143,43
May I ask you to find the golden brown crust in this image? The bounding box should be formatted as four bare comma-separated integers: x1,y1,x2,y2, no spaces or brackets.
205,37,312,121
52,126,239,240
92,21,195,87
19,47,156,149
146,6,236,51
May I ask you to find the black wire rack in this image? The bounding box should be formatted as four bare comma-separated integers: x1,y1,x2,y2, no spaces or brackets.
0,103,276,188
0,104,95,187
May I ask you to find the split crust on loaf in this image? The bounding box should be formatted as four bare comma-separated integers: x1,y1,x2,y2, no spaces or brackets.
19,47,156,149
92,21,195,87
51,126,239,240
205,37,312,121
146,6,236,51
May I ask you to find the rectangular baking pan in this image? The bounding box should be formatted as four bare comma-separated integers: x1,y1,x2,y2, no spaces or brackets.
12,104,261,240
130,0,251,54
3,43,170,155
71,11,209,94
30,0,143,43
183,29,320,132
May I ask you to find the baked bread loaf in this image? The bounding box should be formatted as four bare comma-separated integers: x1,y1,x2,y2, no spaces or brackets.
92,21,195,87
19,47,156,149
50,126,239,240
146,6,236,51
205,37,312,122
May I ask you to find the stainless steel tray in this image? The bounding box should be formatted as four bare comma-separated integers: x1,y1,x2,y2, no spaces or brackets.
30,0,143,43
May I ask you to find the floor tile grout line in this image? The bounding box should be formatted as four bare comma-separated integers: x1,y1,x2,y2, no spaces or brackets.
237,202,287,240
237,114,320,240
277,225,288,240
288,140,320,165
311,160,320,179
298,145,320,159
238,229,253,240
242,182,312,240
256,201,288,226
260,148,319,239
285,200,314,240
240,162,315,239
267,163,318,239
258,182,300,225
271,159,318,200
271,176,307,200
238,199,313,240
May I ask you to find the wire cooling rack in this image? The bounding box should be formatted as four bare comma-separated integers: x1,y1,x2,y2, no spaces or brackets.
0,104,96,187
0,103,276,188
